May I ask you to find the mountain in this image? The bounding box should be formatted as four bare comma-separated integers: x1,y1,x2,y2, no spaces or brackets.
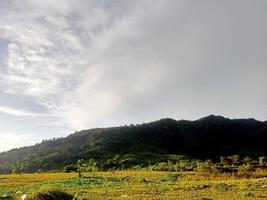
0,115,266,173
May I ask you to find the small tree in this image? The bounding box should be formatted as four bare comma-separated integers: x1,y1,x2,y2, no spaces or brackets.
86,159,99,172
259,156,266,167
220,156,230,166
77,159,86,177
19,164,25,176
243,156,253,164
12,166,18,174
197,159,217,174
227,155,240,165
167,160,174,171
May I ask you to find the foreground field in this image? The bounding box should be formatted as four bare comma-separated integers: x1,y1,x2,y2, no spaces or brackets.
0,171,267,200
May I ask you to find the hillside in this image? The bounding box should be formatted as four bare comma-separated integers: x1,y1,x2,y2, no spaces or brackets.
0,115,266,173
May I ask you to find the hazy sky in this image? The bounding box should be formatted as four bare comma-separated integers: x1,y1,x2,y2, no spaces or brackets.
0,0,266,152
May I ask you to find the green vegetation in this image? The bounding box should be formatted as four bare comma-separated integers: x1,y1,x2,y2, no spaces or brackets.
0,115,266,174
60,154,266,178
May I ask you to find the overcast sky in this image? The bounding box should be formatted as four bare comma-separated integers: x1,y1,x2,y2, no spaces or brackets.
0,0,266,152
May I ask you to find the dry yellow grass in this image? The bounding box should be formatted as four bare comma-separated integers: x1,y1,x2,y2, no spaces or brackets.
0,170,266,199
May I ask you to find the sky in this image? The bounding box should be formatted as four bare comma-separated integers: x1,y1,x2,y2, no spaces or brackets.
0,0,266,152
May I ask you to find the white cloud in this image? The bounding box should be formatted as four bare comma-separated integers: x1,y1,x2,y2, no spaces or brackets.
0,106,54,117
0,106,35,116
0,0,159,128
0,133,35,152
0,0,266,136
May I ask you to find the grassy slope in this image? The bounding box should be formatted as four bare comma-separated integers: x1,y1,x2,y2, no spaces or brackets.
0,171,267,200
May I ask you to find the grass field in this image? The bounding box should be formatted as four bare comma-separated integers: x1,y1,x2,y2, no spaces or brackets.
0,171,267,200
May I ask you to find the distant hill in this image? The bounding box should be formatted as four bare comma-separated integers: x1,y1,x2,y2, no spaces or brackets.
0,115,266,173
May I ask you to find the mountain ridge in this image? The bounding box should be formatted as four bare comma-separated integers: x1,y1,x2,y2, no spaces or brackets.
0,115,266,173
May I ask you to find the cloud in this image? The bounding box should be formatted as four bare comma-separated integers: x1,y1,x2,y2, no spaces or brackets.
0,0,266,134
0,0,155,128
0,133,35,152
0,106,54,117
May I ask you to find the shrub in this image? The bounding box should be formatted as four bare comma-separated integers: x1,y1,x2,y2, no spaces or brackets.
237,164,253,178
227,155,240,165
193,184,211,190
63,165,78,173
197,159,218,174
215,183,232,192
85,159,99,172
259,156,266,166
28,189,74,200
242,191,254,197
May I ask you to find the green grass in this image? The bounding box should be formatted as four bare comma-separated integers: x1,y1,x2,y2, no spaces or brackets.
0,171,267,199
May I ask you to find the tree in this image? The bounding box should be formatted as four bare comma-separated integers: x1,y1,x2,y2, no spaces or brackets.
19,164,25,175
86,159,99,172
227,155,240,165
243,156,252,164
220,156,230,166
63,165,78,173
12,166,18,174
77,159,86,177
259,156,266,167
197,159,216,174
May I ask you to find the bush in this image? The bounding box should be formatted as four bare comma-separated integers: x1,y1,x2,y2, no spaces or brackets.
215,183,232,192
63,165,78,173
85,159,99,172
237,164,253,178
28,189,74,200
197,159,218,174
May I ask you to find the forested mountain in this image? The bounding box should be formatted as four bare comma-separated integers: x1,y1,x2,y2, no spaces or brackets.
0,115,266,173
